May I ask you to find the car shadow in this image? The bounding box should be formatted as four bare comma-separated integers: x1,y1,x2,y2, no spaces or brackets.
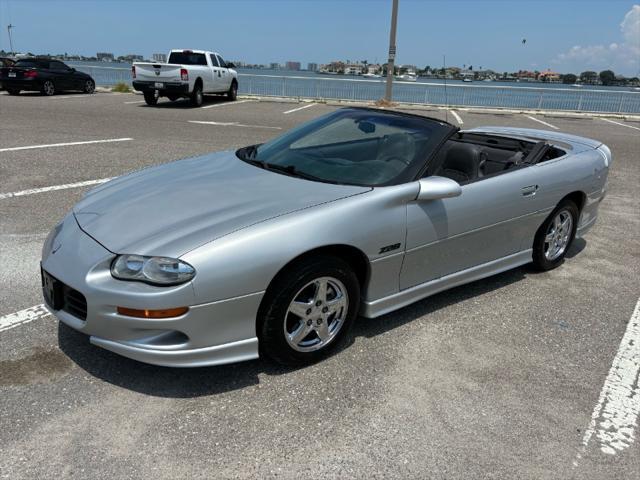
139,95,233,109
58,261,550,398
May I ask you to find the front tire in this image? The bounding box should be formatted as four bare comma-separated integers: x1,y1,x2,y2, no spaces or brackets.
143,90,158,106
227,80,238,101
41,80,55,96
259,256,360,366
532,200,579,271
190,83,203,107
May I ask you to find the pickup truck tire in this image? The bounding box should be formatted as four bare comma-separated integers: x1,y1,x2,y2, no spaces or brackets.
190,83,204,107
227,80,238,101
143,90,158,106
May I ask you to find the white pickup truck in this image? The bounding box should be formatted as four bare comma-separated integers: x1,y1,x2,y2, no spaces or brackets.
132,49,238,107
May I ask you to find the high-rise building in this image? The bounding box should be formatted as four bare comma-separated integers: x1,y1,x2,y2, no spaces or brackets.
152,53,167,63
269,62,281,70
285,61,301,71
307,62,318,72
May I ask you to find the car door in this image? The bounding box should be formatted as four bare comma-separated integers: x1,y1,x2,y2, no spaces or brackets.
216,55,233,91
207,53,221,93
400,163,543,290
48,61,74,90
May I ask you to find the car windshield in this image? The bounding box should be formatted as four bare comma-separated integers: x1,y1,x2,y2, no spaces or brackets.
15,59,47,68
236,108,454,186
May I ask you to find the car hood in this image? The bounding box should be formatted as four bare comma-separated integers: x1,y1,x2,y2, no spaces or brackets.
73,150,369,257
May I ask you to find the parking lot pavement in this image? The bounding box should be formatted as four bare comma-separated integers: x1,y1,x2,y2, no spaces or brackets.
1,91,639,479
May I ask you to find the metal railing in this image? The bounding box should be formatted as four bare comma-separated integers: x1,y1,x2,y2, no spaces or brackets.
72,66,640,114
239,74,640,114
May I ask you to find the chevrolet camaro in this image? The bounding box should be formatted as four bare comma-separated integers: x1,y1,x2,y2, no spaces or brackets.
41,107,611,366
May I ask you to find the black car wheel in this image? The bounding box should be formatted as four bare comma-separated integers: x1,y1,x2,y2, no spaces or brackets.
7,88,20,95
227,80,238,101
83,79,95,94
41,80,55,96
190,83,203,107
532,199,579,271
258,255,360,366
143,90,159,106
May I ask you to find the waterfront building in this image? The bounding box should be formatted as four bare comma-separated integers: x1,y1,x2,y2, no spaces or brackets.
270,62,281,70
285,61,301,71
344,63,363,75
538,69,561,82
307,62,318,72
152,53,167,63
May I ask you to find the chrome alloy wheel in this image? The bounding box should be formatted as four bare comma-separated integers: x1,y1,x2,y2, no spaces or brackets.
84,80,95,93
544,209,573,261
43,80,55,96
284,277,349,352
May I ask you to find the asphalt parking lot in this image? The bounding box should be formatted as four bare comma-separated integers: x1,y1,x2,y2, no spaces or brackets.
1,90,639,479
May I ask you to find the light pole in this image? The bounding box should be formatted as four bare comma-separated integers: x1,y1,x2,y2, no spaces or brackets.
7,24,15,54
384,0,399,101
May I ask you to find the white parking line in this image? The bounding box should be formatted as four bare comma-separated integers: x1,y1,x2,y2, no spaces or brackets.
283,103,317,114
0,138,133,153
188,120,281,130
0,178,111,200
448,109,463,125
601,118,640,131
124,100,145,104
202,99,253,109
573,296,640,466
0,304,50,334
525,115,559,130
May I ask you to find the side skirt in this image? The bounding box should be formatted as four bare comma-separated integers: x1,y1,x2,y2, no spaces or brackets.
361,249,532,318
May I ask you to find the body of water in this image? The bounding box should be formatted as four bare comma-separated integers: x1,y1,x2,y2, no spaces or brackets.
67,61,640,114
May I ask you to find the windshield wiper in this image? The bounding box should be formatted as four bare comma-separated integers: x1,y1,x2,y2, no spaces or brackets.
244,158,331,183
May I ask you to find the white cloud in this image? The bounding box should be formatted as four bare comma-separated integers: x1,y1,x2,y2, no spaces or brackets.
553,5,640,75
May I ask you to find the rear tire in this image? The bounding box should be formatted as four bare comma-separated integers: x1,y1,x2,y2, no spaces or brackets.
143,90,158,106
41,80,55,96
532,200,579,271
7,88,20,95
83,79,95,94
259,256,360,366
227,80,238,101
190,83,203,107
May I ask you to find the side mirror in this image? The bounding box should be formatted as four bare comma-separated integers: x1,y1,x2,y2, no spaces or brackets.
226,62,235,69
416,176,462,201
70,68,76,72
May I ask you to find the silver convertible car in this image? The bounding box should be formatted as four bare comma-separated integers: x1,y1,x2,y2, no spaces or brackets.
41,108,611,366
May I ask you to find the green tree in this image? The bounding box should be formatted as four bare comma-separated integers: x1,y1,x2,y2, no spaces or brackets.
562,73,578,84
580,71,598,84
599,70,616,86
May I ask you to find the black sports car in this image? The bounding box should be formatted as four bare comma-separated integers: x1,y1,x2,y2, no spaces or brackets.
0,58,95,96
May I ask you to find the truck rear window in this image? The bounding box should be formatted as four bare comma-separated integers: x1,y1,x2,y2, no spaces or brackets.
168,52,207,66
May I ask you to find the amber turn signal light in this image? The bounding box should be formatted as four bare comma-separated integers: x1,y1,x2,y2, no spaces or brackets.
117,306,189,319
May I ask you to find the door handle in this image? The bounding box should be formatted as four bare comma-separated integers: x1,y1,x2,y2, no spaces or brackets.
521,185,539,197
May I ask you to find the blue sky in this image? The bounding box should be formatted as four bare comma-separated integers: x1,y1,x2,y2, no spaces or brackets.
1,1,639,75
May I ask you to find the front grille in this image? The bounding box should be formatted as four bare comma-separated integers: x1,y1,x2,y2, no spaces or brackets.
62,285,88,320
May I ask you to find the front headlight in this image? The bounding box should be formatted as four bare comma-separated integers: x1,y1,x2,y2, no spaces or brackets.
111,255,196,286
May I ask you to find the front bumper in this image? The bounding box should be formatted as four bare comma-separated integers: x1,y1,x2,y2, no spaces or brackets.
42,214,262,367
132,80,189,95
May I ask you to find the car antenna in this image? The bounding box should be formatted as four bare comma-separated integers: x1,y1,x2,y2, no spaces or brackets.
443,54,448,123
